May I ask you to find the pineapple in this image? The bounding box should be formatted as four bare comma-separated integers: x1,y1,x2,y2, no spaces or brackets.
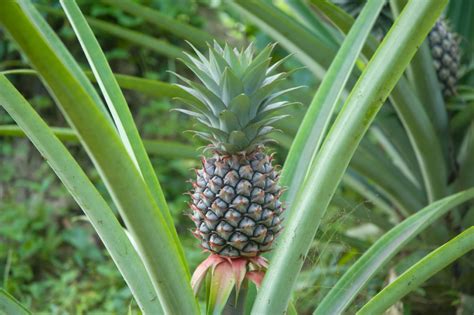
333,0,460,97
174,42,294,258
428,20,460,97
191,150,282,257
173,42,299,305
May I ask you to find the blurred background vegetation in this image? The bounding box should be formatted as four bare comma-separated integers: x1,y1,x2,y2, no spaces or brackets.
0,0,473,314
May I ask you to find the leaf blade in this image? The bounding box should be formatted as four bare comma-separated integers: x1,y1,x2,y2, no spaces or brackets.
0,289,31,315
253,1,448,313
0,3,198,314
280,0,386,209
0,75,163,314
314,187,474,315
60,0,189,274
357,226,474,314
102,0,216,47
227,0,336,79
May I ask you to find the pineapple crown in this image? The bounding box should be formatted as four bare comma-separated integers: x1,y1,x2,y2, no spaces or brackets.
173,41,301,154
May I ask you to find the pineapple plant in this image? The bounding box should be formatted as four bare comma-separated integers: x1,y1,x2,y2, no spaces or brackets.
173,42,298,303
3,0,474,314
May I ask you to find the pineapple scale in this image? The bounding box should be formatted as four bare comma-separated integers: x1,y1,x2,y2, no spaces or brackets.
190,149,283,257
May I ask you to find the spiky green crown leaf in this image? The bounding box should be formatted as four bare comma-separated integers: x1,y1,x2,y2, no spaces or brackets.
173,42,301,154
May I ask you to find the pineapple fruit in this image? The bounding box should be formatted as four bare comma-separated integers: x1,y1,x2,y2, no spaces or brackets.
173,42,298,301
428,20,460,97
175,42,293,258
192,150,282,257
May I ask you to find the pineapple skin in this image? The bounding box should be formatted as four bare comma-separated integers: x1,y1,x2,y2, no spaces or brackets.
428,20,460,97
190,148,283,257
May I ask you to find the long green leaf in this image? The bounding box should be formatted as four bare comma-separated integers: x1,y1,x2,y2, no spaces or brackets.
0,68,195,101
331,195,393,231
86,16,185,59
36,4,185,59
60,0,188,273
143,138,198,160
312,0,447,203
390,0,451,183
228,0,336,79
240,67,402,227
309,0,379,60
284,0,340,47
357,226,474,314
106,73,195,101
314,187,474,315
102,0,215,47
455,123,474,193
0,3,198,314
311,0,421,190
343,172,399,219
451,101,474,134
370,119,422,188
0,289,30,315
252,1,447,313
351,141,425,215
61,0,144,168
389,79,447,203
241,1,423,216
0,124,199,160
280,0,385,208
16,1,112,125
0,75,162,314
0,125,76,141
446,0,474,85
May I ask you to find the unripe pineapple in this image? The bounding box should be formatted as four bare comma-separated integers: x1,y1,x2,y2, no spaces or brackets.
428,20,460,97
191,151,282,257
174,42,297,259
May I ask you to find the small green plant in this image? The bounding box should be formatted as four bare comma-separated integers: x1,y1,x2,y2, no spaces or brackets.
0,0,473,314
